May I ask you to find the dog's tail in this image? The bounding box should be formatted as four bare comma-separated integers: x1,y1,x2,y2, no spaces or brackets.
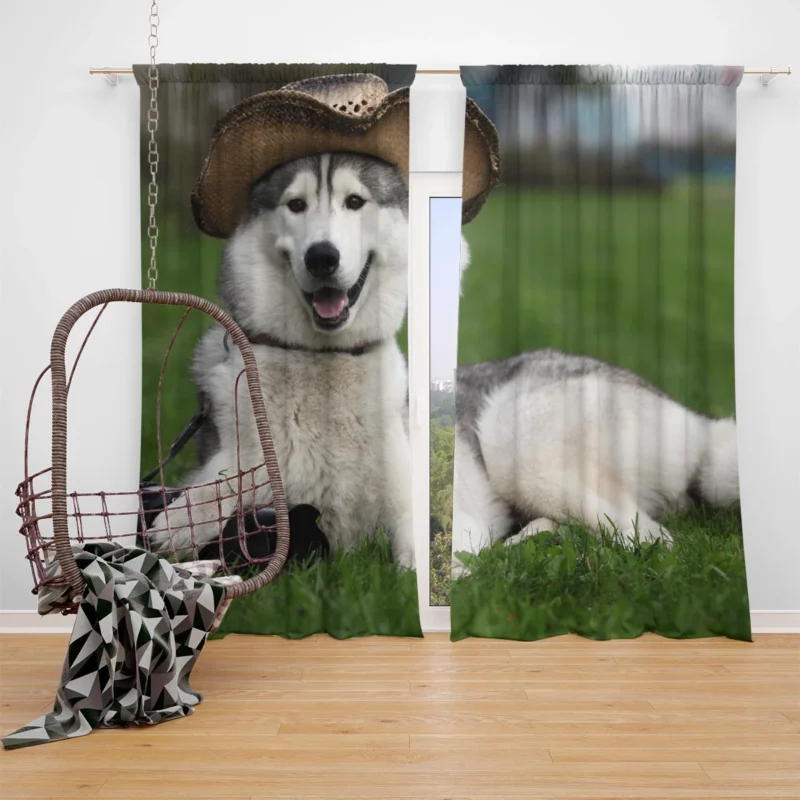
697,417,739,506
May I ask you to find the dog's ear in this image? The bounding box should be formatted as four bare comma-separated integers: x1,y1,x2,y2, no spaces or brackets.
458,234,471,295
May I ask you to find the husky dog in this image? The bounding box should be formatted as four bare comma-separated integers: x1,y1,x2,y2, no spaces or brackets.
149,153,417,566
452,349,739,562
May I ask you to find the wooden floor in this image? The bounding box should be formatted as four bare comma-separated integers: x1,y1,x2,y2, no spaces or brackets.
0,633,798,799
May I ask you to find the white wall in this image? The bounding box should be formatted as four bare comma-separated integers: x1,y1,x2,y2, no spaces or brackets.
1,0,798,623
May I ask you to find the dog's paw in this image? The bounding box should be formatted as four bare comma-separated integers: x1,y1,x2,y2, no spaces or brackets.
653,526,674,548
619,521,674,549
504,517,559,548
146,505,196,557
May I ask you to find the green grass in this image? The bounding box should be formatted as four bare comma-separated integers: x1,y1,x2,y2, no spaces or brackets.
140,209,225,485
450,507,750,642
459,180,736,418
211,532,422,640
446,180,750,642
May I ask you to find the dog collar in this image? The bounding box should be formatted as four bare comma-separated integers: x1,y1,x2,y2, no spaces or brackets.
242,332,374,356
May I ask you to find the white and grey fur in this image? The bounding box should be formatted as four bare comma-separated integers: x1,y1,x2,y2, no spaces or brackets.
452,349,739,567
149,153,419,567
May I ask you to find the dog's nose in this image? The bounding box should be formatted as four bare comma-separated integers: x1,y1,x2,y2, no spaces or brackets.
304,242,340,278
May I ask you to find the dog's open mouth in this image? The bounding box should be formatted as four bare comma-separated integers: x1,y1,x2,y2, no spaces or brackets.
304,253,373,330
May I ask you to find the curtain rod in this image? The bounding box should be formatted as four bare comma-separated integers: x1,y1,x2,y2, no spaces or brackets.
88,66,792,85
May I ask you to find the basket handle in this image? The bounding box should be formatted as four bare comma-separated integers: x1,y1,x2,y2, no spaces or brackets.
50,288,290,601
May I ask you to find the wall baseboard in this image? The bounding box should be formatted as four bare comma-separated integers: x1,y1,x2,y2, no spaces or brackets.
1,610,798,635
749,610,800,633
0,611,74,634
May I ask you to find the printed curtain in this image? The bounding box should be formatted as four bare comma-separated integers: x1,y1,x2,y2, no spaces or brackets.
134,64,422,639
449,65,751,642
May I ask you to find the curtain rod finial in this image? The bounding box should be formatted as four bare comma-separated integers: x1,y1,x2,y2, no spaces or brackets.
88,67,121,85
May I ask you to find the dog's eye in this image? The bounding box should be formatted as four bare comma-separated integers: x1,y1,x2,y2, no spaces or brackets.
287,198,307,214
345,194,366,211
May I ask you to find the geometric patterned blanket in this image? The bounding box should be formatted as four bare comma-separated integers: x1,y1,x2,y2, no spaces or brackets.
2,542,240,750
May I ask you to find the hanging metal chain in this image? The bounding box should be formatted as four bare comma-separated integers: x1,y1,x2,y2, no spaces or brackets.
146,2,160,290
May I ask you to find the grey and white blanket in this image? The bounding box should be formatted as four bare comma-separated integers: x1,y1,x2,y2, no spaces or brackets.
2,542,239,750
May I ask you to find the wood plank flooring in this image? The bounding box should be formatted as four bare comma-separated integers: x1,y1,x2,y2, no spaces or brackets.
1,632,798,798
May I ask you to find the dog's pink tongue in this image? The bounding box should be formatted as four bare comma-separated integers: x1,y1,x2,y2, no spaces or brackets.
312,288,349,319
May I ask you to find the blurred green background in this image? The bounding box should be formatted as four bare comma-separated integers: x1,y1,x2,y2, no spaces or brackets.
458,178,735,418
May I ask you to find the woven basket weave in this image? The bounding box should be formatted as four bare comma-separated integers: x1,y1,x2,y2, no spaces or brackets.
16,288,289,612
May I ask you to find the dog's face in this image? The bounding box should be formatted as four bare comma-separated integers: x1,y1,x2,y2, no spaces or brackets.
219,153,408,348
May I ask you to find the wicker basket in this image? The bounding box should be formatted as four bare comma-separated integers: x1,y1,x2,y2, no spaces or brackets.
15,288,290,613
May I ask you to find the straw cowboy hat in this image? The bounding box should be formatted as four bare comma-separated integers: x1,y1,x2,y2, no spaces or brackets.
191,72,500,238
